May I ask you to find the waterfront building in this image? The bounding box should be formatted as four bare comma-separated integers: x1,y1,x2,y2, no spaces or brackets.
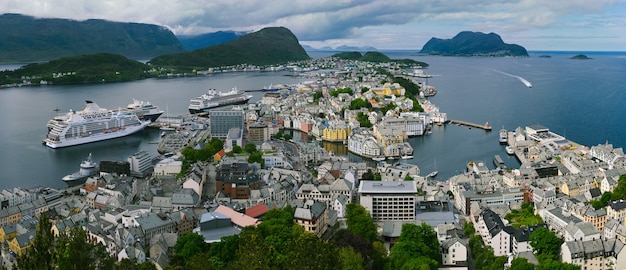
347,128,382,158
209,107,244,138
128,151,153,177
590,142,625,170
322,121,351,142
358,180,417,221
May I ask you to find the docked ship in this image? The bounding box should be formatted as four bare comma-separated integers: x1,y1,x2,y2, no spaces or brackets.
499,129,508,144
188,87,253,114
44,104,151,148
62,153,99,186
118,99,164,122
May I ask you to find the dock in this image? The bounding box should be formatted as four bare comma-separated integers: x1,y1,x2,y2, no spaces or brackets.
448,120,492,131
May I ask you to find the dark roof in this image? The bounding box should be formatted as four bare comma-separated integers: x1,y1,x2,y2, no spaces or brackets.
589,188,602,198
481,209,505,237
609,200,626,211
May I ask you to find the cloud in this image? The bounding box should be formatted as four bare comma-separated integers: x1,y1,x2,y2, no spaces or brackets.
0,0,622,49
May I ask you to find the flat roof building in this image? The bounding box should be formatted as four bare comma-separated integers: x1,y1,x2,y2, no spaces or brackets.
358,181,417,221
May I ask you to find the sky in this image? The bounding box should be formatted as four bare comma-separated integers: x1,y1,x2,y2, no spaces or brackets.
1,0,625,51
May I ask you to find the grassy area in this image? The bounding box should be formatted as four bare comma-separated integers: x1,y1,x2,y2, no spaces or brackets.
504,203,543,229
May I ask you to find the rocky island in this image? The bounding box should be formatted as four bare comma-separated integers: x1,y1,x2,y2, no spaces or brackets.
420,31,529,57
570,54,592,60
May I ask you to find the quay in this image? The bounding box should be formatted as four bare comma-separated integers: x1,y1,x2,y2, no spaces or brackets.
447,120,492,131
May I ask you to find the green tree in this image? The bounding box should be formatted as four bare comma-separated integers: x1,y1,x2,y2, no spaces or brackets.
18,213,55,270
274,131,283,139
388,223,440,268
404,175,414,181
529,227,563,261
283,133,292,140
345,203,378,242
536,256,581,270
174,232,210,262
244,143,257,153
248,152,264,167
231,145,242,154
339,246,365,270
510,257,535,270
55,227,115,270
283,232,339,270
463,221,475,237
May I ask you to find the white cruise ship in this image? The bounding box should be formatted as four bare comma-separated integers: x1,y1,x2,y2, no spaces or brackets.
47,100,162,131
44,106,151,149
188,87,253,114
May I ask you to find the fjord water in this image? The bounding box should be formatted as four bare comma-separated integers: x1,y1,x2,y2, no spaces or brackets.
1,51,625,189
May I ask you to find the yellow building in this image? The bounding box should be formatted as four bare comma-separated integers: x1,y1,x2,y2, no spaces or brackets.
607,201,626,226
0,223,23,243
8,230,35,257
371,83,405,97
322,126,351,142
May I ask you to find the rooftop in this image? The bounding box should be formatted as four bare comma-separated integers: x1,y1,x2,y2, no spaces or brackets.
358,180,417,194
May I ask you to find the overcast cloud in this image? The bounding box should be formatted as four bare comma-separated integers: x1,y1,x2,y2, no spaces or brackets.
1,0,624,50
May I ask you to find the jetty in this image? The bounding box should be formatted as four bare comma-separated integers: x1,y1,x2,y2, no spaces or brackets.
448,120,492,131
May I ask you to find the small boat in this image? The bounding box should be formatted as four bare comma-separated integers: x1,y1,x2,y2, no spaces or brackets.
506,146,514,155
499,129,508,144
372,157,386,161
401,155,413,160
427,171,438,178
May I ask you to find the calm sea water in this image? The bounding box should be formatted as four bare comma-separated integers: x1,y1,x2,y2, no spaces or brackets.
1,51,625,189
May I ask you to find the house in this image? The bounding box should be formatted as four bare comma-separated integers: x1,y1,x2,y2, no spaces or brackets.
118,245,146,263
294,201,329,237
441,237,468,266
8,229,35,257
183,162,206,197
607,200,626,225
171,188,200,211
561,238,626,269
245,203,270,219
213,205,259,229
333,194,349,219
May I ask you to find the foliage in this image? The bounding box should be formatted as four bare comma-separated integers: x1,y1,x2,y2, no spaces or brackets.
330,87,354,97
463,221,475,237
388,223,441,269
504,203,543,228
345,204,379,242
404,174,414,181
362,169,375,180
391,58,429,68
468,233,508,270
150,27,310,69
356,112,373,128
529,227,563,261
332,51,363,60
0,14,184,62
230,145,242,154
420,31,528,57
55,227,116,270
313,90,323,103
510,257,535,270
175,232,210,262
535,256,581,270
349,98,371,110
244,143,257,154
283,133,293,140
274,131,284,139
332,229,374,268
359,51,392,63
339,246,365,270
0,53,151,85
18,213,55,269
248,152,264,167
374,172,382,180
380,102,398,115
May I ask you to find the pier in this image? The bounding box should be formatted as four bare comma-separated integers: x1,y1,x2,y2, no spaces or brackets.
448,120,492,131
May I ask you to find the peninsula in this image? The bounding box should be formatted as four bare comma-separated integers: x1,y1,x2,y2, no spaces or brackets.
420,31,529,57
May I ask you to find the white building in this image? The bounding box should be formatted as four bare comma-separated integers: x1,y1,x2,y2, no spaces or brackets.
358,181,417,221
128,151,153,177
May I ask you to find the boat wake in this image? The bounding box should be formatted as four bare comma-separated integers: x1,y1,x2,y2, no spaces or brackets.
493,70,532,88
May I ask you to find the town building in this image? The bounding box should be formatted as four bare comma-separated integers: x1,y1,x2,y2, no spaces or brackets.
358,181,417,221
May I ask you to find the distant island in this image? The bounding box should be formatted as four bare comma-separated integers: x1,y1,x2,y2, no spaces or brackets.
150,27,310,70
0,13,184,62
0,53,150,86
420,31,528,57
332,51,428,67
539,55,552,58
570,54,592,60
303,45,378,52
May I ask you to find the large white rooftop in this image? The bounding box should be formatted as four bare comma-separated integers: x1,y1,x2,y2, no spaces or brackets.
358,180,417,194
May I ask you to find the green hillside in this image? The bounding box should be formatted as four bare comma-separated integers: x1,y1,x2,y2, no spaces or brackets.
420,31,528,57
0,13,185,62
0,53,150,85
332,51,428,67
150,27,310,69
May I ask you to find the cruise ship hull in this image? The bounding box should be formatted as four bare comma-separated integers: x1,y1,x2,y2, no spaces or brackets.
188,98,251,114
44,121,150,148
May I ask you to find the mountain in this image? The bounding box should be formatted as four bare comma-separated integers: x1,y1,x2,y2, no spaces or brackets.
0,14,185,62
302,45,378,51
0,53,150,85
420,31,528,57
177,31,246,51
150,27,310,69
332,51,428,67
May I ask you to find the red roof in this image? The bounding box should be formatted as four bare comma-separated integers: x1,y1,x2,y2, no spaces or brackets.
245,203,270,218
214,205,259,227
